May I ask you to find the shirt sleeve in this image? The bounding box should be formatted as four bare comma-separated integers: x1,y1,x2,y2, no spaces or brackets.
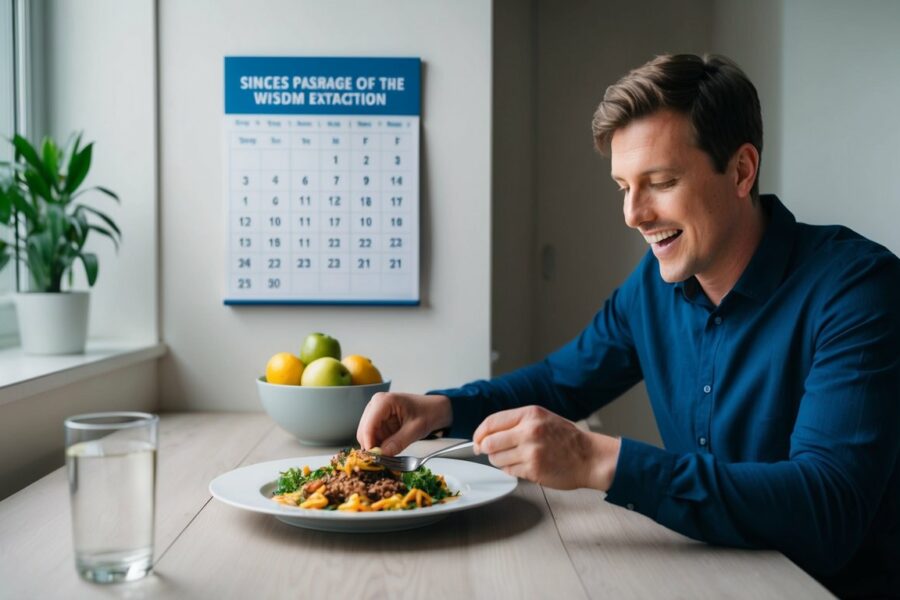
430,272,645,439
605,254,900,578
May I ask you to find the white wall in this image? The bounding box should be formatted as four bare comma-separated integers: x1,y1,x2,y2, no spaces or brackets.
158,0,493,410
779,0,900,255
716,0,900,255
43,0,158,345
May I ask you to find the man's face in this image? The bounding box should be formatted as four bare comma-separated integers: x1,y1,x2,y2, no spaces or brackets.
610,110,744,285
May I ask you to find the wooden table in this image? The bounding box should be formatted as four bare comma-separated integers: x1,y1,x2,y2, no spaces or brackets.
0,413,832,599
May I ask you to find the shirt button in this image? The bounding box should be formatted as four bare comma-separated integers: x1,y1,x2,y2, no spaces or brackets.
698,436,708,447
714,316,722,325
703,384,712,394
626,503,635,511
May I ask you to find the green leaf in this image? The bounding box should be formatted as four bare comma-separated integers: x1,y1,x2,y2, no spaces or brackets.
24,169,53,202
0,184,12,224
94,185,119,202
71,132,83,157
273,465,334,495
9,186,38,223
12,135,49,181
69,209,89,247
46,204,67,245
41,137,60,187
25,233,54,291
57,246,78,279
76,204,121,239
72,185,120,203
87,224,120,251
401,467,450,501
71,186,114,203
79,251,98,286
65,142,92,194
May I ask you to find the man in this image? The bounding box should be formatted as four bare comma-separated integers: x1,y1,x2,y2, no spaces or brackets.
357,54,900,598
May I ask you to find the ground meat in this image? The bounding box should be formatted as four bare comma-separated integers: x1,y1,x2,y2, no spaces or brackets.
321,472,369,504
366,478,406,499
320,449,407,504
320,469,408,504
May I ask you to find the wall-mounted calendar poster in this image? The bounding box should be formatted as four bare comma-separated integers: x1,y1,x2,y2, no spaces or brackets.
223,57,420,305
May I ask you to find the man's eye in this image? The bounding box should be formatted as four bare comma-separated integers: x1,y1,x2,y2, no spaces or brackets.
651,179,676,190
617,187,629,195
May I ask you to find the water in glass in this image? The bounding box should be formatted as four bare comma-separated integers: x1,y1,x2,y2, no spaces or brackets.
67,438,156,583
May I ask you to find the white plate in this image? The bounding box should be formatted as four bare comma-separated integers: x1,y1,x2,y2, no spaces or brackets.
209,455,518,533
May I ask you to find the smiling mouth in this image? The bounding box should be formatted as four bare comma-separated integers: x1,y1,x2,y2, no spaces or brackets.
643,229,683,247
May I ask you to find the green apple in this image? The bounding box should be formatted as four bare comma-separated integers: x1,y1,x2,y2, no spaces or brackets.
299,332,341,365
300,357,352,386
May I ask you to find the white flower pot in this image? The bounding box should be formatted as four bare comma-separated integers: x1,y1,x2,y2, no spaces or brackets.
14,292,90,355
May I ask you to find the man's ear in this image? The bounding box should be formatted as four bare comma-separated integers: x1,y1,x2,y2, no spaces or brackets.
732,143,760,199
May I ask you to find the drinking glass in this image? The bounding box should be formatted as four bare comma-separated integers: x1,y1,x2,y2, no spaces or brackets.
65,412,159,583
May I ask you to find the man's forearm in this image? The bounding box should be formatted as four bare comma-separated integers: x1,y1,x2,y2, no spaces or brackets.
427,394,453,433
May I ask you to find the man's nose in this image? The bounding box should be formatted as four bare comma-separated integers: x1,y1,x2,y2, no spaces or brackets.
623,188,652,229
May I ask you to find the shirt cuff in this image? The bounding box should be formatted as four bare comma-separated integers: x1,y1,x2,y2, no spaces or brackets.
605,437,676,519
425,389,482,439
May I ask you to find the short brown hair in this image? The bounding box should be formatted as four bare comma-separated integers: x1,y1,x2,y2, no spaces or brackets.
592,54,763,197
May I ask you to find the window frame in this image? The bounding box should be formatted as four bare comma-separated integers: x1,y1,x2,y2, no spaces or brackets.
0,0,18,347
0,0,43,347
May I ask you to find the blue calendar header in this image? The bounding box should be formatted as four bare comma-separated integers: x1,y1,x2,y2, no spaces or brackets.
224,56,420,116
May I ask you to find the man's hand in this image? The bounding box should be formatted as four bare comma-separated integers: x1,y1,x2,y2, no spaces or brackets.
356,392,452,456
473,405,621,491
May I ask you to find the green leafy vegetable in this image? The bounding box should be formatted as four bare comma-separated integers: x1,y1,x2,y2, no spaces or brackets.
401,467,452,501
273,465,334,495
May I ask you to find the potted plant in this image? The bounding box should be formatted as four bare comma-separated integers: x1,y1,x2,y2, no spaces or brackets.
0,133,120,354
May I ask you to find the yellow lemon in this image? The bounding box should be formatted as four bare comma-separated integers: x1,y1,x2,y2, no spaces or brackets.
265,352,304,385
341,354,383,385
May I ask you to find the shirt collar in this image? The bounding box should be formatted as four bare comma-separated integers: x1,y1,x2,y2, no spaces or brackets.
730,194,796,303
674,194,796,304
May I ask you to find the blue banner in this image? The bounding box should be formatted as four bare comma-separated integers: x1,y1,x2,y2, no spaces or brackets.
224,56,421,116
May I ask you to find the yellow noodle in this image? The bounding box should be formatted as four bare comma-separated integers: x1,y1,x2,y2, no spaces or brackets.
300,490,328,509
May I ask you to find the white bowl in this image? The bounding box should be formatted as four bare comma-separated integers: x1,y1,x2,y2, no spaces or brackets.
256,377,390,446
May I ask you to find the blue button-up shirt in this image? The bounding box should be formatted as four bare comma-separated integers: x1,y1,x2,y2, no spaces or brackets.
434,195,900,597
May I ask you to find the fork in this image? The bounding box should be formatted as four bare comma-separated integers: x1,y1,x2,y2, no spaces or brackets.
372,440,474,472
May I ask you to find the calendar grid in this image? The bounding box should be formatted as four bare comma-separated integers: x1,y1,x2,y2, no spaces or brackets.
225,115,419,304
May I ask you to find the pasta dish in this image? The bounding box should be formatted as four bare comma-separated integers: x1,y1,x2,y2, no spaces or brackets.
272,448,458,512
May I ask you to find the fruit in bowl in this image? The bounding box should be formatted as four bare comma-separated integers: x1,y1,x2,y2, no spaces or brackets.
299,332,341,365
341,354,383,385
265,352,305,385
300,357,352,387
258,334,389,445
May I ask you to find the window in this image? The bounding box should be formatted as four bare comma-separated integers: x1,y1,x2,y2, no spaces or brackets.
0,2,12,154
0,0,17,347
0,0,42,347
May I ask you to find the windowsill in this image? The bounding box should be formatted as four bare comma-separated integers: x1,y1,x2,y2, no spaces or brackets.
0,340,167,407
